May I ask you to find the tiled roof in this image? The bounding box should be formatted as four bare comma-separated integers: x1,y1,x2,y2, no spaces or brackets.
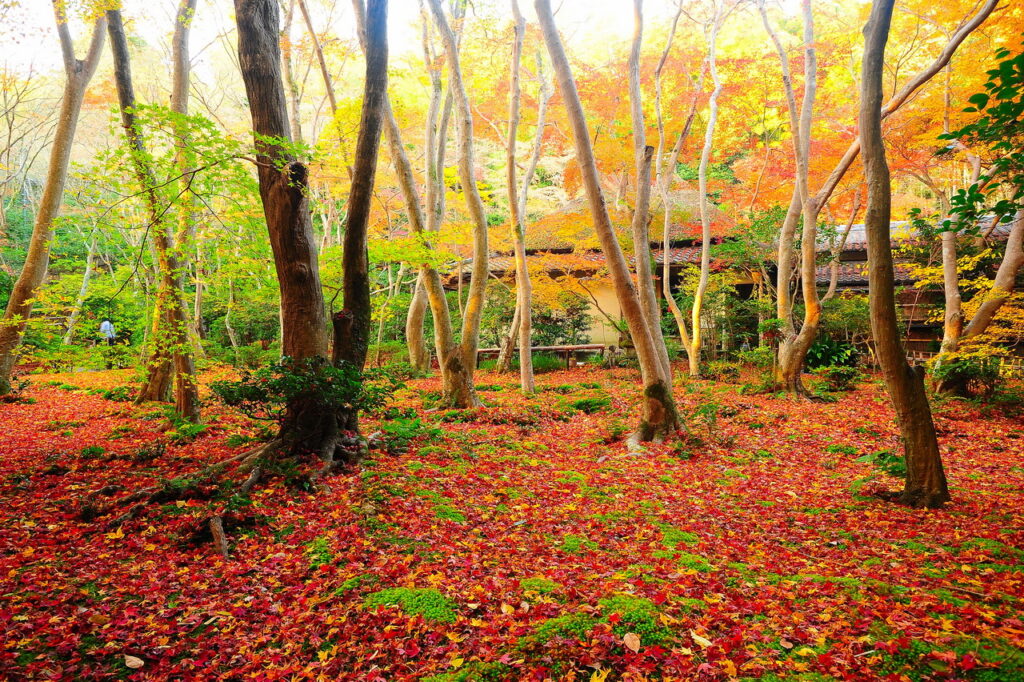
814,262,916,286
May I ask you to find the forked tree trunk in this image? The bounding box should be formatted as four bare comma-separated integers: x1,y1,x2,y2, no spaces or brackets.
334,0,387,387
536,0,678,443
108,10,200,422
0,9,106,395
861,0,949,509
63,223,99,345
406,273,430,372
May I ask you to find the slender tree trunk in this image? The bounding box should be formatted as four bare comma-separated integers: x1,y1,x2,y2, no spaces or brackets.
770,0,997,390
536,0,678,442
822,189,861,303
63,223,99,345
281,0,304,145
427,0,489,378
962,209,1024,340
225,276,241,366
861,0,949,509
655,6,702,358
108,10,199,421
686,0,726,378
332,0,387,438
0,9,105,395
629,0,671,381
506,0,535,393
496,298,521,373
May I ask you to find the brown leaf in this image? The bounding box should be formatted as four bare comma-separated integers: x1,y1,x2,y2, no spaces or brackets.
623,632,641,653
124,655,145,669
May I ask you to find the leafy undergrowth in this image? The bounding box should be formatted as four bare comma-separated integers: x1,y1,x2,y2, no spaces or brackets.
1,366,1023,680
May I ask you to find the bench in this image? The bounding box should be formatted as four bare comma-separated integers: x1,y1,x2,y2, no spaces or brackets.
476,344,607,370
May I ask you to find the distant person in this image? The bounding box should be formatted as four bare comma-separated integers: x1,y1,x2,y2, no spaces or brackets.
740,340,751,352
100,318,116,346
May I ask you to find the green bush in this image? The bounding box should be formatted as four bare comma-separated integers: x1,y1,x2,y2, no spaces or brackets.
930,354,1002,398
598,594,674,648
857,449,906,478
211,357,403,425
813,365,862,392
704,360,741,382
363,587,457,623
737,346,774,368
806,336,858,369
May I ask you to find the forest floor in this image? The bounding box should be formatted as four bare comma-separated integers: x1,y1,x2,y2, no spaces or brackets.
1,365,1023,681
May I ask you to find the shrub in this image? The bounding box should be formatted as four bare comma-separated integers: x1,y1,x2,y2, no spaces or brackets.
211,358,403,425
520,577,562,594
737,346,774,368
813,365,862,392
378,418,442,454
529,612,598,645
704,360,741,382
363,587,457,623
930,354,1002,398
101,386,136,402
806,336,858,369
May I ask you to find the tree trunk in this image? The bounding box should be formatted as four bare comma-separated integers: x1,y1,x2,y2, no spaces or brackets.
405,272,430,372
108,9,200,422
235,0,333,454
506,0,535,393
686,0,726,379
427,0,489,378
63,223,99,345
0,9,105,395
495,298,521,374
536,0,678,442
629,0,671,381
333,0,387,381
961,209,1024,340
861,0,949,509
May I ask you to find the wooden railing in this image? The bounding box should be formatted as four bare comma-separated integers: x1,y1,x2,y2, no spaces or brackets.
477,344,606,370
906,350,1024,378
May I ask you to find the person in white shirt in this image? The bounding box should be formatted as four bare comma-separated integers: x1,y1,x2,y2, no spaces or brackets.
100,319,116,346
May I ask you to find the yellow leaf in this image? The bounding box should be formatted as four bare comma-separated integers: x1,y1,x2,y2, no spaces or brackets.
589,668,610,682
691,630,713,648
795,647,817,657
500,603,515,615
106,527,125,540
722,659,737,677
623,632,641,653
450,657,464,668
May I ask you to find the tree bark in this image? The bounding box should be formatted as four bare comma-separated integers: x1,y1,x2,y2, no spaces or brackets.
962,209,1024,340
63,222,99,345
426,0,489,378
536,0,678,443
333,0,387,383
861,0,949,509
506,0,535,394
686,0,726,378
0,7,105,395
235,0,333,454
629,0,671,381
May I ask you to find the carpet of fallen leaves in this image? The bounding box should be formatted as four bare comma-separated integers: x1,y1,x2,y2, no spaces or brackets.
1,365,1022,681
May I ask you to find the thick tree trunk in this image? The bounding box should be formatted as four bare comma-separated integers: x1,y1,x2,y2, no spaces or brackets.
236,0,332,454
0,9,105,395
108,10,199,422
536,0,678,442
861,0,949,509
